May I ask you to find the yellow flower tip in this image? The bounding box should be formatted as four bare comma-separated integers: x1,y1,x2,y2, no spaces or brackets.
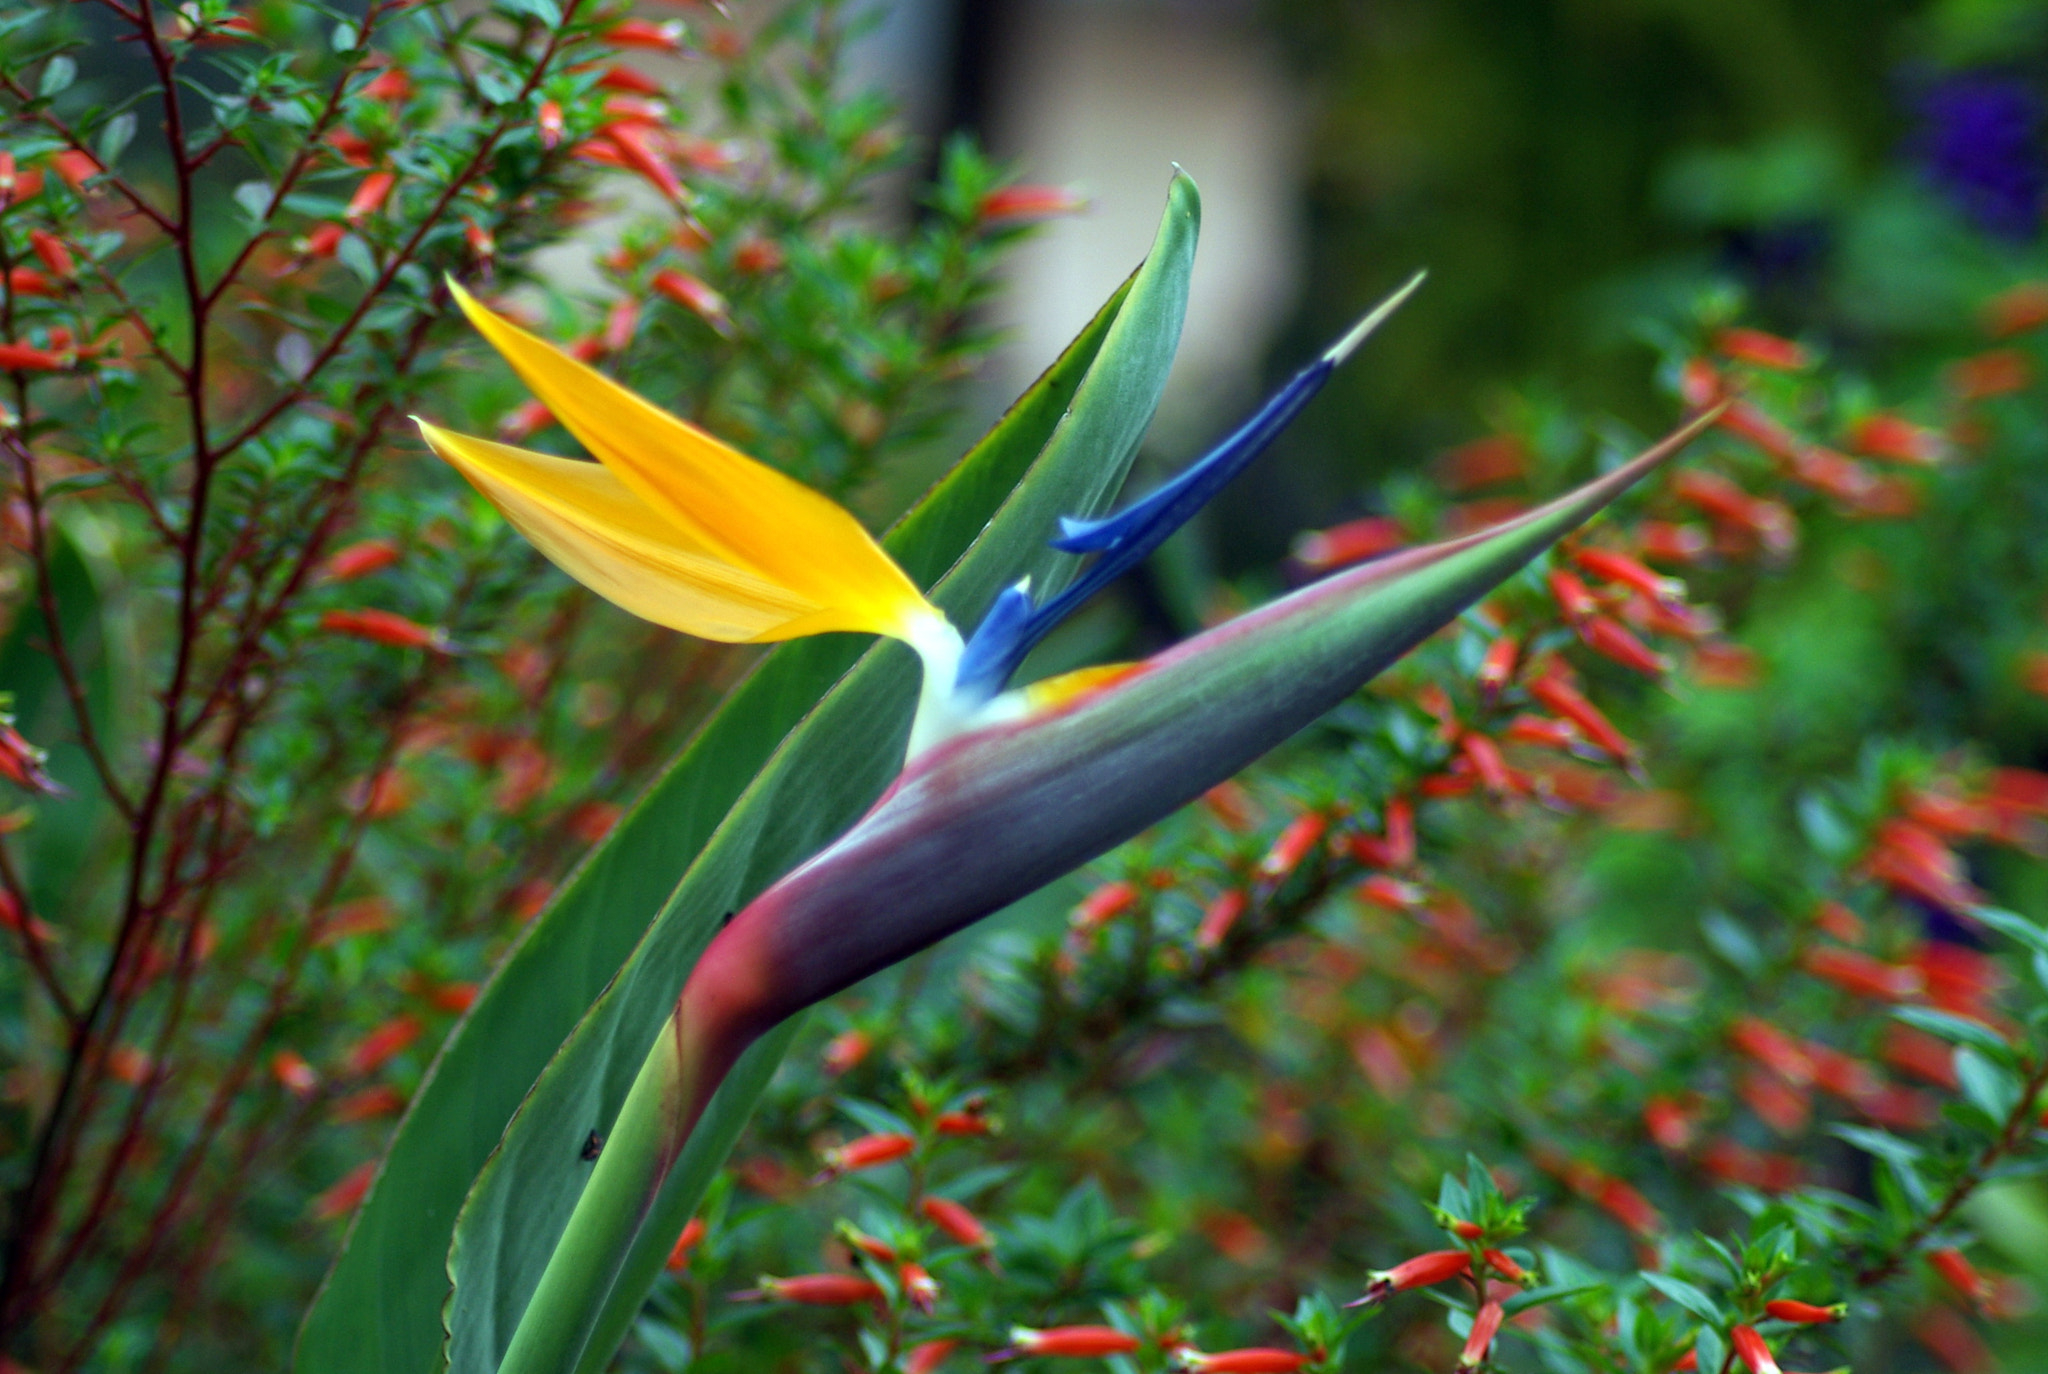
443,278,935,647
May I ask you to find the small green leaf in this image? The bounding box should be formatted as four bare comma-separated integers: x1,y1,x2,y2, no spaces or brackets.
1955,1046,2023,1123
1973,905,2048,956
38,54,74,97
1892,1006,2013,1058
497,0,562,24
1640,1272,1722,1325
331,20,359,51
94,111,135,168
1693,1326,1727,1374
1829,1123,1923,1165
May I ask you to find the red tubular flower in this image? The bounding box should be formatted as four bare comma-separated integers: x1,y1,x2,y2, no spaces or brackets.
293,222,346,261
1731,1325,1783,1374
1728,1017,1814,1084
1384,795,1416,866
904,1339,959,1374
1801,944,1922,1000
743,1273,884,1306
593,64,663,95
1765,1299,1845,1324
6,267,56,298
321,538,401,582
604,18,686,51
1715,327,1809,371
732,236,785,275
1448,1219,1484,1240
1948,349,2031,400
1071,879,1139,932
1672,470,1797,553
1929,1248,1990,1304
50,149,101,190
1642,1094,1697,1151
1984,280,2048,337
27,229,73,279
1883,1023,1960,1089
464,218,495,264
332,1085,406,1123
664,1216,706,1271
1436,433,1527,491
1259,812,1328,878
934,1109,992,1137
996,1326,1141,1359
820,1131,914,1175
360,68,411,103
1194,888,1249,950
319,608,444,651
1572,546,1685,604
537,99,563,148
1178,1350,1308,1373
820,1027,870,1074
1502,714,1579,752
0,342,70,371
1460,732,1515,795
650,267,730,333
345,170,396,221
271,1050,319,1098
1716,400,1802,463
1636,520,1710,565
1579,617,1668,677
1477,633,1519,698
1349,1249,1472,1306
1849,412,1947,465
920,1194,993,1249
976,184,1086,226
1547,568,1599,622
1458,1301,1505,1370
1679,357,1723,409
1526,669,1633,762
1483,1248,1532,1285
499,398,554,442
1594,1177,1663,1237
1293,514,1406,571
311,1161,377,1220
898,1261,939,1312
345,1015,420,1075
604,124,690,205
1355,874,1425,911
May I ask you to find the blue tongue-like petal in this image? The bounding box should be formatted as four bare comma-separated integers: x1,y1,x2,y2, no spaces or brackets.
952,272,1425,705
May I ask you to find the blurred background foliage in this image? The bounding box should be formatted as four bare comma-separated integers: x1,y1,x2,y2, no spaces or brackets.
9,0,2048,1369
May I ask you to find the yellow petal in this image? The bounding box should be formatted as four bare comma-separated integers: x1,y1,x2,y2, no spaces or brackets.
447,281,929,642
419,420,869,643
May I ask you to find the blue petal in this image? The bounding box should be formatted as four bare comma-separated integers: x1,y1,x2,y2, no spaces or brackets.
954,272,1425,702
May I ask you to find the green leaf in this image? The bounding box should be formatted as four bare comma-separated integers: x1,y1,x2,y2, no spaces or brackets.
291,172,1194,1374
94,111,135,168
1693,1326,1727,1374
1955,1046,2023,1123
462,172,1200,1374
1640,1273,1723,1325
1828,1123,1923,1166
1892,1006,2014,1058
1973,905,2048,957
38,54,73,97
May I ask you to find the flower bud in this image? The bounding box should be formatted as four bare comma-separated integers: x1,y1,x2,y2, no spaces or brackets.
1349,1249,1471,1307
1730,1325,1782,1374
996,1326,1141,1359
920,1195,992,1249
819,1131,914,1176
664,1216,706,1271
1764,1299,1844,1324
1457,1301,1505,1370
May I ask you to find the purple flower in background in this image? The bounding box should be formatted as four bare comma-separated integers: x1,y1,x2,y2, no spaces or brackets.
1911,72,2046,239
